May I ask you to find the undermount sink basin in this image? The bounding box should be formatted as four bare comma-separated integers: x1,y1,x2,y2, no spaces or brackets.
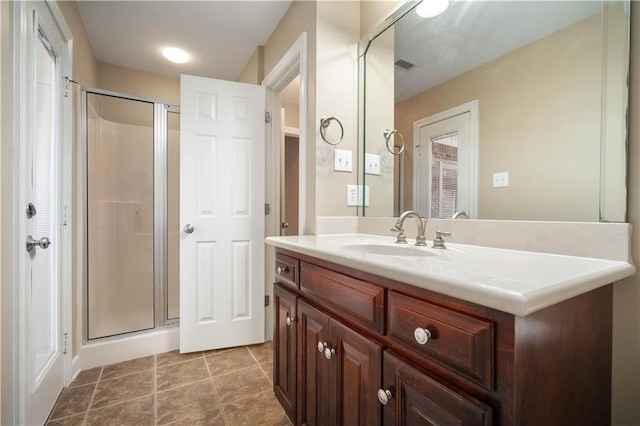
339,243,436,257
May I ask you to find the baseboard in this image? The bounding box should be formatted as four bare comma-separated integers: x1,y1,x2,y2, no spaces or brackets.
78,326,179,370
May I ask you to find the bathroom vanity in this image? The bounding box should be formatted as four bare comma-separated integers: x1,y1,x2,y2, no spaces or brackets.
267,234,635,425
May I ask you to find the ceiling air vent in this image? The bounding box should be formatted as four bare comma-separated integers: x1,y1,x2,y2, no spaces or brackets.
395,59,415,70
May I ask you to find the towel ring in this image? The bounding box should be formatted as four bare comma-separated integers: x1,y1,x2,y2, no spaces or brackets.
384,129,405,155
320,116,344,146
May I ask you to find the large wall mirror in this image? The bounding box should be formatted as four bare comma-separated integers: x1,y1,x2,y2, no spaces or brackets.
359,0,630,222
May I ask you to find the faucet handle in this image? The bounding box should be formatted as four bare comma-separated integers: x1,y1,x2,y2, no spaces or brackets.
390,227,407,244
433,230,451,249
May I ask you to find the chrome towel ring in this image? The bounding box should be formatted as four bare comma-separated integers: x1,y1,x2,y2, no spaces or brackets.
320,116,344,146
384,129,405,155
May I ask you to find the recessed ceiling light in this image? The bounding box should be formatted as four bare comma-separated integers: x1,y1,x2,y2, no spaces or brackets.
162,47,190,64
416,0,449,18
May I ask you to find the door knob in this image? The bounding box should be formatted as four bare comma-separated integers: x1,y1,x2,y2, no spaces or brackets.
183,224,195,234
317,341,328,353
286,316,295,326
26,235,50,252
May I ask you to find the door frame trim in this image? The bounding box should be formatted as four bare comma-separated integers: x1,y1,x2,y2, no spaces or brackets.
262,32,308,340
12,0,73,422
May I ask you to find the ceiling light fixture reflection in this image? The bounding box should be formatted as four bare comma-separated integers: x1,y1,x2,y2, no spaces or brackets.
416,0,449,18
162,47,190,64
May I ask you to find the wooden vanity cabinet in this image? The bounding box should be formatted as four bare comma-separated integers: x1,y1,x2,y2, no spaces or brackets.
381,351,492,425
274,284,298,422
297,299,382,425
297,299,330,425
273,249,613,426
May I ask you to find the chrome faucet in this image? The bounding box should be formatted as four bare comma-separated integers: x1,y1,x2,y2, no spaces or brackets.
452,211,469,219
391,211,427,246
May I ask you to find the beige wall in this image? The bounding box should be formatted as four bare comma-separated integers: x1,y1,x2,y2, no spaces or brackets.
262,0,318,232
97,62,179,103
394,13,602,221
613,3,640,423
315,1,360,217
363,26,394,216
282,102,299,128
237,46,264,85
58,0,97,87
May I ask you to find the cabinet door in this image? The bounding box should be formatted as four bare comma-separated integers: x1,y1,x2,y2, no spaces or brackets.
298,300,331,425
274,284,297,422
381,352,492,425
330,320,382,426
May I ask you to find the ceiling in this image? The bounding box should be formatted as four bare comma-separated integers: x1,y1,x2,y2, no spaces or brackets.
76,1,292,81
391,1,603,102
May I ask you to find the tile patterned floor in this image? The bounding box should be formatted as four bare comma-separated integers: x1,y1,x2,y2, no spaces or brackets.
46,342,291,426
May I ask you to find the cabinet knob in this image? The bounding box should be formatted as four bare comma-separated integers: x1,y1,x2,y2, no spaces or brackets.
377,389,393,405
286,316,295,326
414,327,432,345
277,266,289,275
317,341,328,353
324,347,335,360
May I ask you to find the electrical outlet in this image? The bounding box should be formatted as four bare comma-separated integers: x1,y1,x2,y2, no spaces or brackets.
347,184,358,206
334,149,353,172
365,153,381,175
493,172,509,188
347,185,370,207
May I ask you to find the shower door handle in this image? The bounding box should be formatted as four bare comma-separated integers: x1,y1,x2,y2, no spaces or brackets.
183,224,195,234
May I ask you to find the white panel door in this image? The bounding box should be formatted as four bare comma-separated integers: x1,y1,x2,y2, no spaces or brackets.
18,2,69,424
180,75,266,352
416,112,473,218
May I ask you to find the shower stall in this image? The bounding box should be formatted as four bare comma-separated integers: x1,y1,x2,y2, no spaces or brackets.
83,90,180,340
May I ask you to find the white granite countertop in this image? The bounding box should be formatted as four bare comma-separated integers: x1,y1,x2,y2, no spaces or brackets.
265,233,636,316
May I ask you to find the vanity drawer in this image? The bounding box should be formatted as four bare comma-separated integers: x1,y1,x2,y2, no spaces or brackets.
388,291,494,390
275,254,299,289
300,262,385,334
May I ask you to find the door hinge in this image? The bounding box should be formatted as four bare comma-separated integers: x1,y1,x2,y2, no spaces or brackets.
265,295,270,307
265,111,272,124
265,203,271,215
63,332,69,355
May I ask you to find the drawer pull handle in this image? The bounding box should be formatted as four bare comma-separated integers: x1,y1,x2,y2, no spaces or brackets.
377,389,393,405
286,316,295,326
277,266,289,275
324,347,335,360
414,327,432,345
317,341,328,353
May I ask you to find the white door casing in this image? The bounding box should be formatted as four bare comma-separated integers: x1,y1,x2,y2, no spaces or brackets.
179,75,266,352
14,1,73,424
413,101,479,218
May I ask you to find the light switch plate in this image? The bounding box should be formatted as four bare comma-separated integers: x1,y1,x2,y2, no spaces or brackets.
493,172,509,188
334,149,352,172
365,153,381,175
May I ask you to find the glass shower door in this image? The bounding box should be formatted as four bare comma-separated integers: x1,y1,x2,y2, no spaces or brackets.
86,93,155,339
